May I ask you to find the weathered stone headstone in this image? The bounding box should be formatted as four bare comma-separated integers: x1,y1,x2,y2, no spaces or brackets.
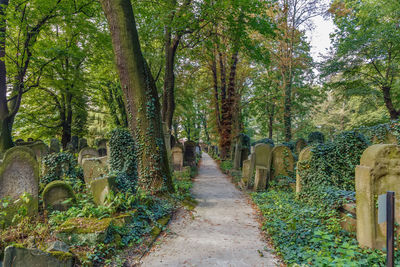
42,180,75,212
65,142,74,153
82,157,108,186
3,246,75,267
241,153,255,187
78,147,100,165
50,138,61,154
355,144,400,249
24,141,49,161
372,132,398,145
296,147,312,193
271,145,294,180
90,176,117,205
295,138,308,155
97,139,108,157
252,144,273,189
0,147,39,225
70,135,79,153
183,141,196,167
171,146,184,171
27,137,34,142
78,138,88,151
254,166,268,191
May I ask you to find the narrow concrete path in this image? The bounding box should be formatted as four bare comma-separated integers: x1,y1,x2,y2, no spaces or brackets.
140,153,278,267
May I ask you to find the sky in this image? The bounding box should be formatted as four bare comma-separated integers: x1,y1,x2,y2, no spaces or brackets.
306,14,336,62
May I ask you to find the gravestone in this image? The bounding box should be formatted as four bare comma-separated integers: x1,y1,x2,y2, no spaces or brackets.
78,138,88,151
90,176,117,205
27,137,34,142
241,153,255,188
70,136,79,153
253,144,273,189
271,145,294,180
183,141,196,167
15,139,24,145
97,139,108,157
42,180,75,211
372,132,398,145
295,138,308,155
3,246,75,267
296,147,312,193
171,146,184,171
254,166,268,191
82,157,108,186
0,147,39,223
65,142,75,153
24,141,49,161
355,144,400,249
78,147,100,165
50,138,61,153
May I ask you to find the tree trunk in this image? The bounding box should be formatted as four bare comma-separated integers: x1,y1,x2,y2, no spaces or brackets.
0,0,12,154
382,85,400,120
100,0,173,193
219,51,238,160
283,83,292,142
161,33,179,130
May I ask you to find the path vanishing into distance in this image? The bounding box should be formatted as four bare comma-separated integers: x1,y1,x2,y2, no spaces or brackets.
140,153,278,267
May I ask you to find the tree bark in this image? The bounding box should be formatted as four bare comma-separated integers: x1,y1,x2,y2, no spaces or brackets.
100,0,173,193
219,51,238,160
382,85,400,120
161,31,180,130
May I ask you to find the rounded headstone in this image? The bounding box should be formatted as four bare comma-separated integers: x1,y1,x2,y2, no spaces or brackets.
42,180,75,212
50,138,61,154
78,147,100,165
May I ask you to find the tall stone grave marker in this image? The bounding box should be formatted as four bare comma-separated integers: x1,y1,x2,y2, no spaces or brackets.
355,144,400,249
296,147,313,193
183,141,196,167
171,146,184,171
271,145,294,180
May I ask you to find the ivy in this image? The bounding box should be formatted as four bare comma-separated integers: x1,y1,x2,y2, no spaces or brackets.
109,128,137,193
299,131,369,207
41,152,83,187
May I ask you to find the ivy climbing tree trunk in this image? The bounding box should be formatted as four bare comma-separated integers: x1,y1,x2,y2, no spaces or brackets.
100,0,174,193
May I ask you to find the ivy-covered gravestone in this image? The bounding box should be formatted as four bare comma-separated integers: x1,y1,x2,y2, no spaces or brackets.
42,180,75,212
78,138,88,151
295,147,312,193
271,145,294,180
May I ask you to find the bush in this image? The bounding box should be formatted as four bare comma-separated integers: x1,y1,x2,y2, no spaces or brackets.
251,138,274,147
109,128,137,193
308,131,325,144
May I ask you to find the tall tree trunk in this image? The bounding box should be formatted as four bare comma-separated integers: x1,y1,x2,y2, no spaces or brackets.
211,53,221,135
219,51,238,160
0,0,12,154
61,91,73,149
268,104,274,139
283,82,292,142
382,85,400,120
161,31,180,130
100,0,173,193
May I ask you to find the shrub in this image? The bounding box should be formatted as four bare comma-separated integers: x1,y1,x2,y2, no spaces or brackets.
251,138,274,147
308,131,325,144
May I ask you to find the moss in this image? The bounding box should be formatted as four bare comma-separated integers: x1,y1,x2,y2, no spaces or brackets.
58,217,112,234
182,197,198,211
42,180,75,200
48,251,74,261
150,215,171,238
